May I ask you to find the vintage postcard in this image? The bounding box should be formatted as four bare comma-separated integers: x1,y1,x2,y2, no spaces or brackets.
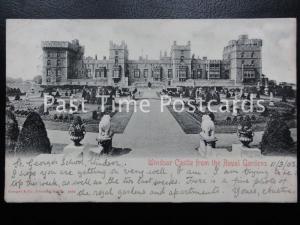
5,19,297,202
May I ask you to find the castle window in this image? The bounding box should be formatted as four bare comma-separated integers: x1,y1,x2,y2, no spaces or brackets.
168,69,172,78
251,60,254,65
134,69,140,78
241,52,244,58
95,69,100,77
241,60,244,65
57,59,61,66
115,56,118,65
143,69,148,78
100,67,106,77
56,69,62,76
251,52,254,58
180,56,184,62
197,69,201,78
47,69,51,76
47,60,51,66
87,69,92,78
115,51,118,56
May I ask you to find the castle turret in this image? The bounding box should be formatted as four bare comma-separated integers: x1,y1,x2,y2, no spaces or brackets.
223,34,262,84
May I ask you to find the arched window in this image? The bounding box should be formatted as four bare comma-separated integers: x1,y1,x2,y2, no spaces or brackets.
47,60,51,66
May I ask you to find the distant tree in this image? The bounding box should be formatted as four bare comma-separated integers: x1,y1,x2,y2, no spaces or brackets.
15,112,52,155
33,75,42,84
14,93,20,100
5,110,19,154
260,113,295,155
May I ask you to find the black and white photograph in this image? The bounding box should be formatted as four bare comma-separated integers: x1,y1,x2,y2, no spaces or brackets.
5,19,297,202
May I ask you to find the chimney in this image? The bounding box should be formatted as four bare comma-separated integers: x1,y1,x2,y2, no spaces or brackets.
95,54,97,60
103,56,106,60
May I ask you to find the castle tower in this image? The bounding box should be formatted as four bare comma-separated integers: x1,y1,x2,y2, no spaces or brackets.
41,39,84,85
108,40,129,85
222,34,262,84
171,41,192,82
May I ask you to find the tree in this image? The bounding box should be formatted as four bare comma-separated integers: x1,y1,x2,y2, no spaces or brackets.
15,112,52,155
14,93,20,100
33,75,42,84
5,110,19,154
260,113,294,155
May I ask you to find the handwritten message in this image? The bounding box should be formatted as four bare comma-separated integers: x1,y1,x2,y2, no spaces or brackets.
5,155,297,202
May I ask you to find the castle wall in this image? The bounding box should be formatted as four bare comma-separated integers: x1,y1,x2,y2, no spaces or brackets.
42,35,262,87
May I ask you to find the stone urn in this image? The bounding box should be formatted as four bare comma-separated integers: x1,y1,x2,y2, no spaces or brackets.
237,117,254,147
68,116,86,146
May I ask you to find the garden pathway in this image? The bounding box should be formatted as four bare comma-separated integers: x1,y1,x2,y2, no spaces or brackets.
45,88,297,157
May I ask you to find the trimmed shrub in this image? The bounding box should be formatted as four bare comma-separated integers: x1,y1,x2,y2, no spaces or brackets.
15,112,51,155
58,114,63,121
53,114,58,120
63,114,69,121
232,116,238,124
15,94,20,101
226,117,232,124
261,113,295,154
261,107,269,117
5,110,19,153
92,110,98,120
69,114,74,121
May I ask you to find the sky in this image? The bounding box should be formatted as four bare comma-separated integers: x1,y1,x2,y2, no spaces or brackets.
6,19,296,83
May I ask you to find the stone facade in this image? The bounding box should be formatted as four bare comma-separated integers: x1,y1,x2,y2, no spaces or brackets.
42,35,262,87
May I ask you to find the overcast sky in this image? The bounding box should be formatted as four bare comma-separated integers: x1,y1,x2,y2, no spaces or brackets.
6,19,296,83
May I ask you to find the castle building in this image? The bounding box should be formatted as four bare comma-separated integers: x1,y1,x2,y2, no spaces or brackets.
42,34,262,88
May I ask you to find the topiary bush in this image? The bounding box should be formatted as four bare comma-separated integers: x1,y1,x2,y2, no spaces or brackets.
69,114,74,121
260,113,295,155
58,114,63,121
15,94,20,101
92,110,98,120
231,116,237,124
15,111,51,155
5,109,19,154
226,116,231,124
63,114,69,122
